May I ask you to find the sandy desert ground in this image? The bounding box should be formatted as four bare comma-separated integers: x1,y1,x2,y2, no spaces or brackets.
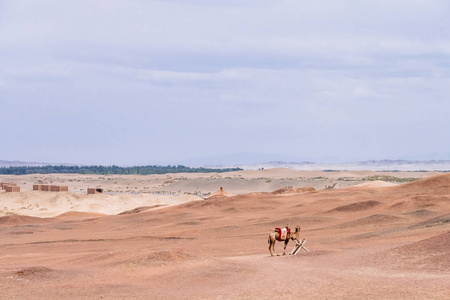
0,169,449,299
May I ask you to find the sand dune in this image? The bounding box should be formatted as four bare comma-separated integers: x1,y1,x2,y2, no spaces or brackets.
0,214,52,227
0,170,449,299
0,191,201,217
53,211,109,220
350,180,398,188
335,214,404,228
395,173,450,194
329,200,382,212
370,231,450,272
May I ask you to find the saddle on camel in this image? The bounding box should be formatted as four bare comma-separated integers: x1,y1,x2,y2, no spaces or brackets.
268,225,301,256
274,227,291,241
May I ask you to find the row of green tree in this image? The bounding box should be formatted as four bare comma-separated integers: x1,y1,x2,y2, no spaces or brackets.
0,165,242,175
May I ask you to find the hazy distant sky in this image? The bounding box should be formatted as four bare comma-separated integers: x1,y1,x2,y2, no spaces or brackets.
1,0,449,165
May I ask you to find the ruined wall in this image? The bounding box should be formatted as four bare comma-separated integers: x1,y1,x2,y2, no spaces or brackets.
1,182,17,190
33,185,68,192
5,186,20,192
87,188,103,194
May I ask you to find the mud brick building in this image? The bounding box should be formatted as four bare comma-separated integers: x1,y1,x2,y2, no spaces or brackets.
87,188,103,194
5,186,20,192
33,184,68,192
1,182,17,190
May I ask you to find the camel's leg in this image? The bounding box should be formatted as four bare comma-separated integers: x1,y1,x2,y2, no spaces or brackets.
272,233,280,256
268,236,276,256
272,241,279,256
283,239,288,255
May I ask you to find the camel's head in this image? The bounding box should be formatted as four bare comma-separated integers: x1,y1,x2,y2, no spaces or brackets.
289,226,301,240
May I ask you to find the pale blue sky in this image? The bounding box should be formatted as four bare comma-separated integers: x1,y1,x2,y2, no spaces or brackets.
1,0,449,165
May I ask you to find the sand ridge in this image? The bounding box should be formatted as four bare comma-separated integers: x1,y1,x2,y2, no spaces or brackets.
0,191,201,217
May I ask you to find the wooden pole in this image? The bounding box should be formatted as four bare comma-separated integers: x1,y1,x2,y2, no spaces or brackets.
290,238,309,255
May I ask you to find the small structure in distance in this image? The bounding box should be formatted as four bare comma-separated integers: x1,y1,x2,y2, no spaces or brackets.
33,184,68,192
87,188,103,195
1,182,17,189
205,187,233,200
1,182,20,192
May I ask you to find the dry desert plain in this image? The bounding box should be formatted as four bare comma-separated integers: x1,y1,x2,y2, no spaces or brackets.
0,169,449,299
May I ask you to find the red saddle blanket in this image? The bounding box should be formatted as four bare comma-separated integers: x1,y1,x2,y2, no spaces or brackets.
275,227,291,241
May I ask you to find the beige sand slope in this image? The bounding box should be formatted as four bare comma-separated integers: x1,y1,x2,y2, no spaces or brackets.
0,172,449,299
0,191,201,217
350,180,398,188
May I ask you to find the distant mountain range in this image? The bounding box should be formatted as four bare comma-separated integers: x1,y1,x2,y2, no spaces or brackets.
205,160,450,171
1,159,449,171
0,160,76,168
0,160,49,167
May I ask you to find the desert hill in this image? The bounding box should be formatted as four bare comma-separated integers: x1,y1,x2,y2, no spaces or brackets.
0,191,201,217
395,172,450,194
0,171,449,299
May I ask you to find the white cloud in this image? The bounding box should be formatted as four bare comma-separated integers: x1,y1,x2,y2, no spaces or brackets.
136,68,248,84
0,0,449,164
7,66,72,79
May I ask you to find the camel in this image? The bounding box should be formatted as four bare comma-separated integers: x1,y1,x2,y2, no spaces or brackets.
268,226,301,256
